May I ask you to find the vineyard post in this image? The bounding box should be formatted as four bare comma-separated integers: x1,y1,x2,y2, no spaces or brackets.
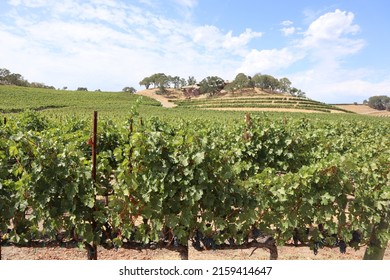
86,111,98,260
128,118,133,173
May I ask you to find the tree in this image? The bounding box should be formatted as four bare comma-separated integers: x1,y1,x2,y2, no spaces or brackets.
252,74,279,92
77,87,88,91
367,95,390,111
5,73,28,86
199,76,225,96
289,87,306,98
187,76,197,86
122,87,137,94
139,77,151,89
0,68,11,81
279,77,292,93
170,76,181,89
232,73,250,90
179,78,187,88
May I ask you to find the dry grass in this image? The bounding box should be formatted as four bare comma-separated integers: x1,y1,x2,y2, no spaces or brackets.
335,104,390,116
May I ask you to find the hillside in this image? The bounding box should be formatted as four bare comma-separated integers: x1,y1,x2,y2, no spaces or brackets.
0,85,161,116
334,104,390,117
138,88,353,114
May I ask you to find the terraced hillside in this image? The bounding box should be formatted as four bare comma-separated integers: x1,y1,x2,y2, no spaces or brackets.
171,93,353,114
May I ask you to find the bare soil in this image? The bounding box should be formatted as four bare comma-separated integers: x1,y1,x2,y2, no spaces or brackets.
334,104,390,116
136,89,177,108
2,242,390,260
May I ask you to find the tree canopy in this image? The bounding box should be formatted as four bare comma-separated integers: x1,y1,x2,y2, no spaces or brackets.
139,72,306,97
199,76,225,96
0,67,54,88
366,95,390,111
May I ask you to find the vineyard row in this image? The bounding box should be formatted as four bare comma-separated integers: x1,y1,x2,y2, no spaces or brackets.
0,111,389,259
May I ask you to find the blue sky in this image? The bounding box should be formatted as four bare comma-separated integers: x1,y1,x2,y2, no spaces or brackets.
0,0,389,103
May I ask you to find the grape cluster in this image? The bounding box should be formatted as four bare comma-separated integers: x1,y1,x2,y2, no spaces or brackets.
191,230,217,250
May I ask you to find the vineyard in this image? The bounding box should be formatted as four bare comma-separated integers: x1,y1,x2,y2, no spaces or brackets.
170,94,354,114
1,108,389,260
0,85,161,117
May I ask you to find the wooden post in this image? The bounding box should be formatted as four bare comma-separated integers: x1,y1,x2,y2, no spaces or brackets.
3,117,6,125
87,111,98,260
92,111,97,183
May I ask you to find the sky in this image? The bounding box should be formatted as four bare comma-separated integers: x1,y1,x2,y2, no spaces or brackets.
1,0,390,103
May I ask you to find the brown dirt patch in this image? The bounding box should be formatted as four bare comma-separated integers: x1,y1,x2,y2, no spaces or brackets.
2,243,389,260
335,105,390,116
136,89,177,108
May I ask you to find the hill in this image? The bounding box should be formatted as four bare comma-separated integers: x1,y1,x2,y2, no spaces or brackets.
334,104,390,117
0,85,161,117
138,88,354,114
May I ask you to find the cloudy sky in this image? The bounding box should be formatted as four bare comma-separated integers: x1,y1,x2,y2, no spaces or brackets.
1,0,389,103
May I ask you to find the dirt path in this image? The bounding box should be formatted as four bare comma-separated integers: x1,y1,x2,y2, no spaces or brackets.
2,242,389,260
137,89,177,108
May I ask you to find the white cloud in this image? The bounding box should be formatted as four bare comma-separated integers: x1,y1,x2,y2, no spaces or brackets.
192,25,262,54
237,9,383,103
1,0,261,90
290,66,390,103
8,0,49,7
281,27,296,36
172,0,198,9
223,28,263,51
2,2,388,103
281,20,294,26
192,25,223,49
302,9,361,48
238,48,301,74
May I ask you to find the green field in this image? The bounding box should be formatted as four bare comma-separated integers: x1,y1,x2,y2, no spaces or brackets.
1,85,385,124
0,85,162,118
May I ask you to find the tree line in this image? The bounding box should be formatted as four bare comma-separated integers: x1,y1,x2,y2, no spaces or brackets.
139,72,306,97
0,68,55,89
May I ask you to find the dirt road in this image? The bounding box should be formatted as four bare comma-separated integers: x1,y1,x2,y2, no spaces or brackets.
137,89,177,108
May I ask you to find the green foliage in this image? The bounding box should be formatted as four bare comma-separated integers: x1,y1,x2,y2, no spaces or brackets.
1,111,389,258
187,76,197,86
230,73,251,91
252,73,280,92
0,85,161,117
367,95,390,111
0,68,29,87
199,76,225,96
139,73,189,91
122,87,137,94
173,96,352,113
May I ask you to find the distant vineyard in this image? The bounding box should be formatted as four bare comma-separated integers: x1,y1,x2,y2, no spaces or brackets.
0,110,389,259
172,95,354,113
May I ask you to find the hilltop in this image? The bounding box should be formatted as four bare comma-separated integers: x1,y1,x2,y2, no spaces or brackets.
136,88,354,114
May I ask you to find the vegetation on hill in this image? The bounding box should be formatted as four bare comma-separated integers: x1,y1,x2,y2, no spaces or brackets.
364,95,390,111
0,85,161,117
0,68,54,89
139,72,306,97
